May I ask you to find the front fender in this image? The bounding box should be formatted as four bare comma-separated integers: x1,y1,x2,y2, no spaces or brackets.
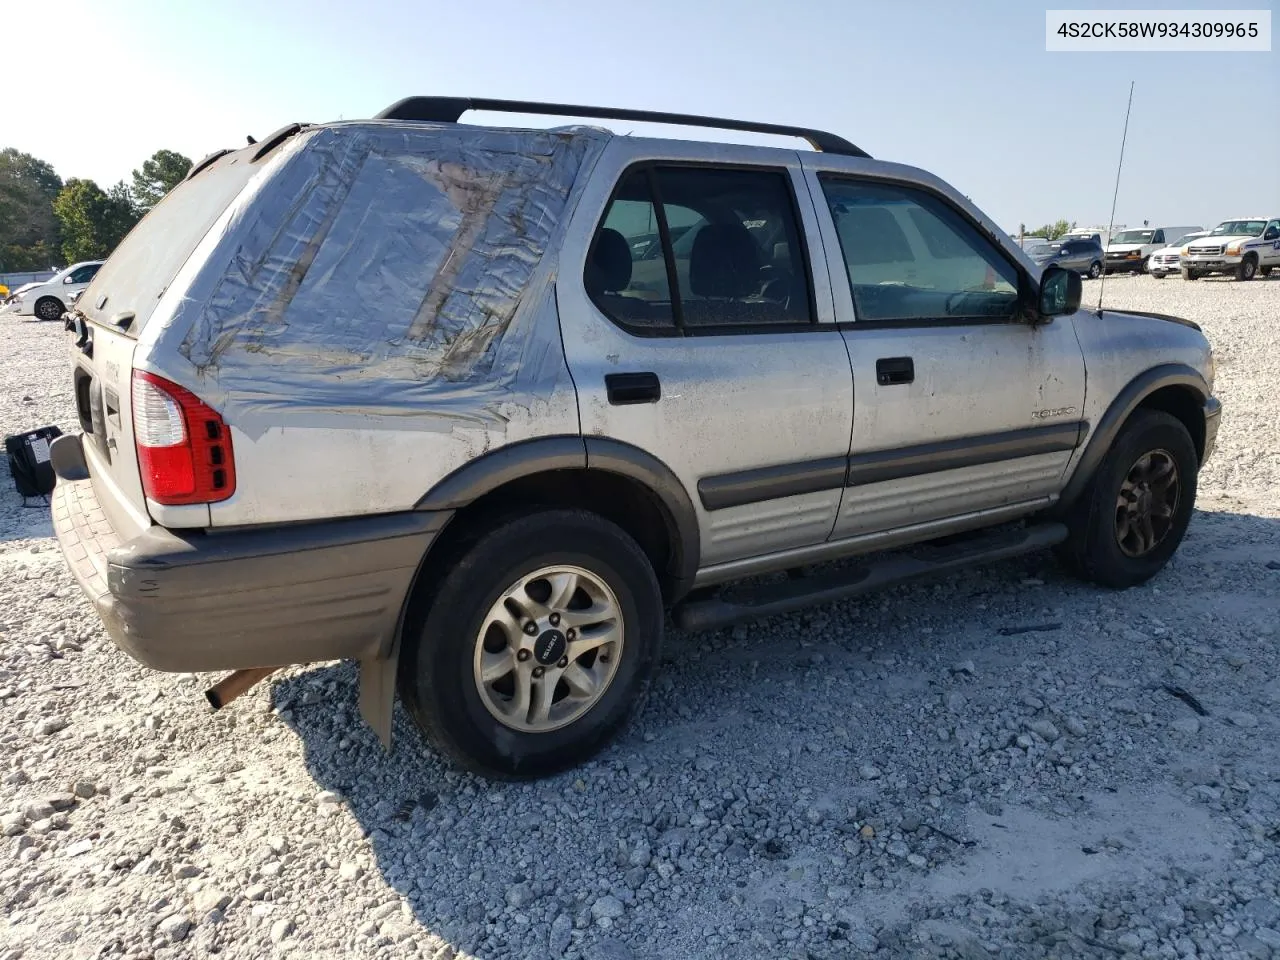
1058,363,1208,509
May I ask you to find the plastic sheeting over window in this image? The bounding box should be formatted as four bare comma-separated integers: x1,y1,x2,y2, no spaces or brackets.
164,122,607,430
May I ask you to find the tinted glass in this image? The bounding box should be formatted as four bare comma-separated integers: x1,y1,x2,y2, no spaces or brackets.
586,170,675,330
587,165,813,332
652,166,812,328
822,179,1020,323
69,264,100,283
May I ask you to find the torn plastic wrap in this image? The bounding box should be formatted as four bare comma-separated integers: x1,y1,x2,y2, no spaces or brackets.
163,122,609,436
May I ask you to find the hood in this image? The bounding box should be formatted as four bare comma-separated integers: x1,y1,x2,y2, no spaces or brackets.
1107,308,1200,332
1188,233,1257,247
1105,242,1148,254
9,282,42,297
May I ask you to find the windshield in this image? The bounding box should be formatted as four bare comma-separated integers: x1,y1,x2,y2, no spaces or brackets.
1112,230,1155,244
1209,220,1266,237
1171,233,1205,246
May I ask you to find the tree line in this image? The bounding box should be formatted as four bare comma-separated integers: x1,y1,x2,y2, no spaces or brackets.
1017,219,1078,241
0,148,192,271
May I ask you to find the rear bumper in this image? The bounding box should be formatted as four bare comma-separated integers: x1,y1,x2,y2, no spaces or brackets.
52,464,450,672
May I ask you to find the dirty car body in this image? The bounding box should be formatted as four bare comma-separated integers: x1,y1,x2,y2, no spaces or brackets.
51,101,1221,778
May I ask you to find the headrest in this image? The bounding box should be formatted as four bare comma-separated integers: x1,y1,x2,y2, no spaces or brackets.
586,228,632,295
689,223,759,299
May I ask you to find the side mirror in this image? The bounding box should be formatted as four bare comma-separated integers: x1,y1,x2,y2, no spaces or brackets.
64,276,75,284
1265,228,1279,241
1039,265,1081,317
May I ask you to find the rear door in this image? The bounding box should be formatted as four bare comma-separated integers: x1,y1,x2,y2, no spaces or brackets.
557,141,855,569
801,162,1088,539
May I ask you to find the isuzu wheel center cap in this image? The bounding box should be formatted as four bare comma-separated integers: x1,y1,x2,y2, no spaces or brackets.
534,629,567,665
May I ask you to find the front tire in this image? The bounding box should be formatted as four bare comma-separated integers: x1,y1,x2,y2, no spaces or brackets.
1237,256,1258,281
1056,410,1198,589
1087,261,1102,279
399,509,663,778
34,296,65,321
1152,271,1165,280
1182,268,1199,280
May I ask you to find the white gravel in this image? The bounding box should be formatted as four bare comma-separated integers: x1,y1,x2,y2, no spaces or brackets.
2,274,1279,960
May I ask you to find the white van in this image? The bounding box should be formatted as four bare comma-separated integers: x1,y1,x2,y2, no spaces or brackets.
1104,226,1201,275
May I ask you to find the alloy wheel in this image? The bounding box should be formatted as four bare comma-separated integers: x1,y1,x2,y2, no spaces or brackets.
472,565,624,733
1114,449,1180,558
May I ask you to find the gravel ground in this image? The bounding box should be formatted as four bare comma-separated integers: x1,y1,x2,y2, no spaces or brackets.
2,274,1278,960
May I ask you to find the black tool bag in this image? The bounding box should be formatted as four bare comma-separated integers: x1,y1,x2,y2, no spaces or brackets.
5,426,63,502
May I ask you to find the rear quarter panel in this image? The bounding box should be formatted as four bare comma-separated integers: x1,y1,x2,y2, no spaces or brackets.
135,123,609,526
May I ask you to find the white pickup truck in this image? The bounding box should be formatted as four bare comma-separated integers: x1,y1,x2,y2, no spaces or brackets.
1181,217,1280,281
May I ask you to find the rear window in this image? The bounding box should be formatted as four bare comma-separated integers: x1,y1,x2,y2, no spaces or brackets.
80,152,262,335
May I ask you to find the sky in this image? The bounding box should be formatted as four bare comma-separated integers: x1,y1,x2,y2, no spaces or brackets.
4,0,1277,233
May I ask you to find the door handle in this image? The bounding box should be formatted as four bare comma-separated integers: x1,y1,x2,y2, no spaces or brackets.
875,357,914,386
606,372,661,405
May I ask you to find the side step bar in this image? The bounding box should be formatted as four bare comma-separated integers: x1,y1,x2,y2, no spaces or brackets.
671,522,1068,632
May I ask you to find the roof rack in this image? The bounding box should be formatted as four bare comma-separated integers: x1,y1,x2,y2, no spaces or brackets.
373,96,870,158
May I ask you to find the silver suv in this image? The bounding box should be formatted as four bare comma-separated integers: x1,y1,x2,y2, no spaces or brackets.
50,98,1221,778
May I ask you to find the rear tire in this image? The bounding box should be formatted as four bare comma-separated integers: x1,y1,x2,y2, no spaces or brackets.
1055,410,1198,589
34,296,64,321
1262,266,1273,277
399,509,663,779
1237,256,1258,281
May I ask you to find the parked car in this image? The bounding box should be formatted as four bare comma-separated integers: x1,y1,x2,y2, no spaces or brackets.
1104,226,1201,274
48,97,1221,778
1149,230,1210,279
1030,237,1104,278
1181,217,1280,281
4,261,104,320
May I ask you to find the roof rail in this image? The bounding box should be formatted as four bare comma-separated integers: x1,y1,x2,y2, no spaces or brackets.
373,96,870,158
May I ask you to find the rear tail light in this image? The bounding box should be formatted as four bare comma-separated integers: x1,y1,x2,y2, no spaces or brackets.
132,371,235,505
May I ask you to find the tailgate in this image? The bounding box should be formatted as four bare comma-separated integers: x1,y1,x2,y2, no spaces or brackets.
69,318,152,537
68,138,276,529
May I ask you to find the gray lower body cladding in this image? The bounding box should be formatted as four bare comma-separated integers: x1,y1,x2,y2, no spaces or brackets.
52,476,449,672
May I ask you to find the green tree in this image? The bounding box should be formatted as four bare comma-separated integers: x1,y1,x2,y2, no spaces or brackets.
53,179,140,263
1027,219,1077,241
0,148,63,271
130,149,192,212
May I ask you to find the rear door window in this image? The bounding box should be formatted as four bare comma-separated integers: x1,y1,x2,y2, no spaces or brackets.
586,164,814,333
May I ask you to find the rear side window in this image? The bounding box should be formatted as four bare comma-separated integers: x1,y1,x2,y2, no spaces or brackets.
588,172,676,329
586,164,813,334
